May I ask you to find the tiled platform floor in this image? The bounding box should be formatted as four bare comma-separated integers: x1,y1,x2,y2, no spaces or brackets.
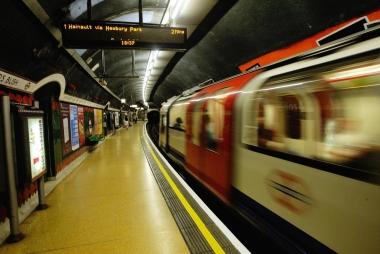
0,123,189,254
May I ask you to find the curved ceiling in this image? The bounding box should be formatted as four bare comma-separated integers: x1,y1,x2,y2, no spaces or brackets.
36,0,220,105
0,0,379,108
152,0,380,105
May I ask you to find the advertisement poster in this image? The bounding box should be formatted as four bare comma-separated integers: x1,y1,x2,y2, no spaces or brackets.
70,105,79,151
84,107,94,136
78,106,85,146
95,109,103,134
60,103,71,155
27,117,46,179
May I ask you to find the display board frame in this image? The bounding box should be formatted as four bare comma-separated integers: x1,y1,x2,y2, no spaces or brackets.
61,21,187,50
16,110,47,183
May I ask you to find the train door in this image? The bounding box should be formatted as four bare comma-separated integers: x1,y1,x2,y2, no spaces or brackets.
199,89,230,200
186,100,204,177
167,100,187,161
159,112,167,149
281,95,304,155
281,87,317,157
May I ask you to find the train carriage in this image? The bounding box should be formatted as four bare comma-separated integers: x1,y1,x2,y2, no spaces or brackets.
159,27,380,253
233,32,380,254
184,72,258,201
159,95,179,150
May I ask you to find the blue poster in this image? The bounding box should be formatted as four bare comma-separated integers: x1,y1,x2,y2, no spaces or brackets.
70,105,80,150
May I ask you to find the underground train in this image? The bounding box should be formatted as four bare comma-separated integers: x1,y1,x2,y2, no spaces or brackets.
158,28,380,253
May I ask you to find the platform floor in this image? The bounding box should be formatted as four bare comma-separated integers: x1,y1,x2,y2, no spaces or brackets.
0,123,189,254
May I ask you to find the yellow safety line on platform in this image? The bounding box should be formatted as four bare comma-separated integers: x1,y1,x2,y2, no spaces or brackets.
143,136,225,254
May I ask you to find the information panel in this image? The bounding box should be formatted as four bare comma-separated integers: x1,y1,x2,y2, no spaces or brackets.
27,117,46,180
61,21,187,50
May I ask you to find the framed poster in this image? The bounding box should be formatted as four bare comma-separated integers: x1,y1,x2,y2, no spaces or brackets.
95,109,103,134
70,105,79,150
27,117,47,180
78,106,85,146
60,103,71,155
84,107,94,136
13,109,47,183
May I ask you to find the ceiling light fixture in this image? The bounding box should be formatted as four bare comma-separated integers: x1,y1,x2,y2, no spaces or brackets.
172,0,188,20
142,0,189,105
162,0,189,24
91,62,100,72
143,50,159,105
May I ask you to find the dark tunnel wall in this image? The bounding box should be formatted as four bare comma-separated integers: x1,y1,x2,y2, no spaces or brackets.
0,1,58,80
0,0,120,108
152,0,380,105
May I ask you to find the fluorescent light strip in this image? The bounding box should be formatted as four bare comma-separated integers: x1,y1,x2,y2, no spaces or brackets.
143,50,158,104
91,63,100,72
172,0,189,20
142,0,188,104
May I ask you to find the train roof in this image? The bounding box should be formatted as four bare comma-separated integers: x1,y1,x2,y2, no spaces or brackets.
161,26,380,108
262,25,380,71
240,28,380,94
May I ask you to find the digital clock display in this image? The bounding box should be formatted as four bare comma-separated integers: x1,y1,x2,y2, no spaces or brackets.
61,21,187,50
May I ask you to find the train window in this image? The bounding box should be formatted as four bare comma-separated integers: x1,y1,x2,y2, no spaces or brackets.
202,89,227,151
256,94,285,151
315,59,380,173
241,96,259,146
169,101,187,131
313,90,334,140
243,56,380,175
191,102,202,146
282,95,301,139
160,115,166,133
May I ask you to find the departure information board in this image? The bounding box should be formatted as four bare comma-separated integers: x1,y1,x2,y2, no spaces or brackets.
61,21,187,50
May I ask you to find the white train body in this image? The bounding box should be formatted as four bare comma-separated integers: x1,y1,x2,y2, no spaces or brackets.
160,30,380,253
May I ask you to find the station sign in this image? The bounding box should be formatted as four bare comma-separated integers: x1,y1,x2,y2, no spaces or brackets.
61,21,187,50
0,69,34,93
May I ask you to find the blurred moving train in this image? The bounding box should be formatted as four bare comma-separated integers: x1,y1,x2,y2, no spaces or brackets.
158,28,380,253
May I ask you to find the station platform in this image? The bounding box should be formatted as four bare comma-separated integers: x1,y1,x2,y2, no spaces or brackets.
0,123,247,254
